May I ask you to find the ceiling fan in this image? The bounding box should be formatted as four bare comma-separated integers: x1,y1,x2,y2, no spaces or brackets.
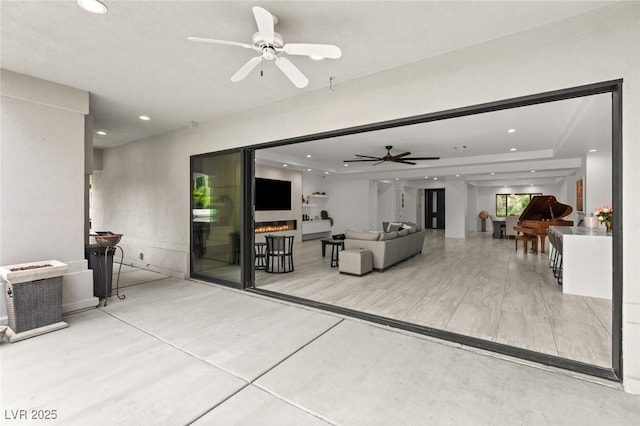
344,146,440,166
187,6,342,88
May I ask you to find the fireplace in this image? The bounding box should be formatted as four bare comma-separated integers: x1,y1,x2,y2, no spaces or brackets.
255,220,297,234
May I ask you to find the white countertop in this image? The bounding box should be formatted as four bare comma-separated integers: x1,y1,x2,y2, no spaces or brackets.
551,226,610,237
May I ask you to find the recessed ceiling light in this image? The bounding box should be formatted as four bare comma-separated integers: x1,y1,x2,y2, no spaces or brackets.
589,149,597,152
344,164,349,167
510,148,517,152
282,164,288,167
433,177,438,181
508,128,516,133
306,154,312,158
455,174,460,177
530,170,536,173
424,176,429,179
139,115,151,121
307,169,312,171
77,0,108,14
490,172,495,175
324,171,329,174
96,131,107,136
395,178,400,181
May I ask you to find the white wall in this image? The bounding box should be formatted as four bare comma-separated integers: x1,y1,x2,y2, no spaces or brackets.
324,177,371,233
445,180,467,239
93,3,640,392
403,185,419,225
301,173,328,222
0,70,98,321
585,151,613,215
376,182,395,231
466,184,479,231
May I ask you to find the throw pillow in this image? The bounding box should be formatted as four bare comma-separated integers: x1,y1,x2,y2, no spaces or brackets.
379,231,398,241
345,230,380,241
407,226,417,234
386,222,403,232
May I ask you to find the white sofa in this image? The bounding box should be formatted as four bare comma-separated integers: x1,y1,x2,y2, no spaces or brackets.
343,228,426,271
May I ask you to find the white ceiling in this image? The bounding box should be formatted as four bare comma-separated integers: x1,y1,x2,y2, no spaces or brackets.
256,93,612,186
1,0,614,149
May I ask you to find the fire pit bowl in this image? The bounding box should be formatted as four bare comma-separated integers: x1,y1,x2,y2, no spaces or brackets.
94,234,123,247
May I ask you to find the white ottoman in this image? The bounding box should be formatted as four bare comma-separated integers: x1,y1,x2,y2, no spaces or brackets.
339,249,373,276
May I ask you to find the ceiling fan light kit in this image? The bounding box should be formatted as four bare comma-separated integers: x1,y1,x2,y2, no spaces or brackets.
188,6,342,88
77,0,108,14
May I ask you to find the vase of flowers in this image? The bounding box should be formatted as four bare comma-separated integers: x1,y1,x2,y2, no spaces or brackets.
595,205,613,233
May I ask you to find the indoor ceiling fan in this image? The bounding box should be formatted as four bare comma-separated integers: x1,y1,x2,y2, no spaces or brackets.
187,6,342,88
344,146,440,166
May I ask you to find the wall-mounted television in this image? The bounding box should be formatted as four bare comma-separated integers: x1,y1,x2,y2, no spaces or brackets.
255,177,292,211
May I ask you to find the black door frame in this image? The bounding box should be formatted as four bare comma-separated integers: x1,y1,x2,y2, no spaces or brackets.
189,148,247,289
425,188,446,229
238,79,623,382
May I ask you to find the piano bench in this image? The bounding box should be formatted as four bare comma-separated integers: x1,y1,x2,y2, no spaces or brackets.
515,235,538,253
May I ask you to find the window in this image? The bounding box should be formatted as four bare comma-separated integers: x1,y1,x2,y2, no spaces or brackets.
495,193,542,217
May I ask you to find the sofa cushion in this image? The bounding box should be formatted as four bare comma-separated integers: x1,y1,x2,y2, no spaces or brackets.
378,231,398,241
345,230,381,241
398,228,410,237
407,226,417,234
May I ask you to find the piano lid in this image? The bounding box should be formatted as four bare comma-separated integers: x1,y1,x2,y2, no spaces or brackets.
518,195,573,221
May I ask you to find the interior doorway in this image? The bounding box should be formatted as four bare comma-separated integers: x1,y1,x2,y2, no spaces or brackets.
425,189,445,229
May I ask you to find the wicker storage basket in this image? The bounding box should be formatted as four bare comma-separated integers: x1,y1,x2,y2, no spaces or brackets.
5,276,63,333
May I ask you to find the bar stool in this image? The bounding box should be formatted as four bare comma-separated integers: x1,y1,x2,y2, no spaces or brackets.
265,235,295,273
254,242,267,270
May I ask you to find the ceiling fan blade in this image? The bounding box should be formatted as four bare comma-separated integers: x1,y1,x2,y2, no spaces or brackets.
403,157,441,160
354,154,384,160
396,160,417,165
275,57,309,88
343,159,380,162
252,6,275,44
187,37,253,50
390,152,411,159
230,56,262,82
283,43,342,59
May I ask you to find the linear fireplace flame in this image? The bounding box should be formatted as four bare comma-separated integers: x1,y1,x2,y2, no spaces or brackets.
255,220,297,234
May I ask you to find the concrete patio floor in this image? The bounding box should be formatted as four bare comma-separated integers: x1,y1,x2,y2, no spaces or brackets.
2,277,639,425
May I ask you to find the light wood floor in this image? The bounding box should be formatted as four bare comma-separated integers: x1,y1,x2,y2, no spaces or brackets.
256,230,612,368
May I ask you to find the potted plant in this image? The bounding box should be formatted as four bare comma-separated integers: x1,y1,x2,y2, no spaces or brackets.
321,210,333,226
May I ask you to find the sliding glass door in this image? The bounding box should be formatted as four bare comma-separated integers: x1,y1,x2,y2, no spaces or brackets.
191,150,243,286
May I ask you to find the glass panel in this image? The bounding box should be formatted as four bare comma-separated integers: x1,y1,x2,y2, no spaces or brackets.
495,194,507,217
191,151,241,284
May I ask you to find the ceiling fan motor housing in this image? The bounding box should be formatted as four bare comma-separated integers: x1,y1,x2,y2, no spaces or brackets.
252,32,284,60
